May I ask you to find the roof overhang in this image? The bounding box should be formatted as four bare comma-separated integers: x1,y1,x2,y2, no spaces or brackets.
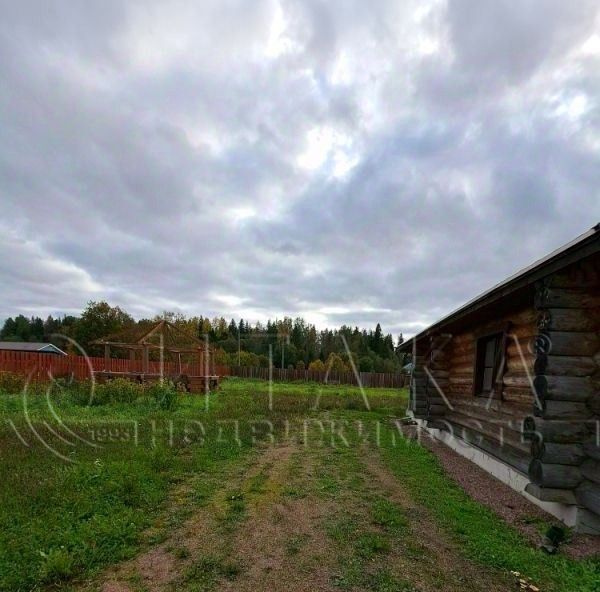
398,223,600,351
38,344,68,355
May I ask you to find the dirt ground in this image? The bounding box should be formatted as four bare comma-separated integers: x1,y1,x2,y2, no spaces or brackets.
79,438,517,592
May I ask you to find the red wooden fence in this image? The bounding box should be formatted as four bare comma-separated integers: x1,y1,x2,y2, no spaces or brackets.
0,351,406,389
0,350,229,382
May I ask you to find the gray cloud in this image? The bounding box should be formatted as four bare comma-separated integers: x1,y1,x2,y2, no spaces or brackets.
1,0,599,337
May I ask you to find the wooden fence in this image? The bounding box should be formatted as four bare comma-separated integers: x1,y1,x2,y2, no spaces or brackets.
0,351,406,389
227,366,407,388
0,350,229,382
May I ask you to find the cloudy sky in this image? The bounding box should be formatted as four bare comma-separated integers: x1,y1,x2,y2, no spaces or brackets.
1,1,600,337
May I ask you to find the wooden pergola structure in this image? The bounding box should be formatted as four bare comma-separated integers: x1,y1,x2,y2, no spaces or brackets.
91,320,219,392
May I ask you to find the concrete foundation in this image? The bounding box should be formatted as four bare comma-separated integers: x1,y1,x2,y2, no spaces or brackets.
419,420,580,528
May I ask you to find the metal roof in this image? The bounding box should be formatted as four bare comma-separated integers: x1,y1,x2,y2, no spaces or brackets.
400,223,600,349
0,342,67,355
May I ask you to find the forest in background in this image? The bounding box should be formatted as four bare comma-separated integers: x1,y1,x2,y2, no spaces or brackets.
0,302,407,372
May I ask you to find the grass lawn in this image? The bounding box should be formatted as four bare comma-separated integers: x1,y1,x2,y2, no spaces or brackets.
0,376,597,591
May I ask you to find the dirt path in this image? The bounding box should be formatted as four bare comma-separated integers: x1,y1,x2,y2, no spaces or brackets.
358,446,514,591
83,439,515,592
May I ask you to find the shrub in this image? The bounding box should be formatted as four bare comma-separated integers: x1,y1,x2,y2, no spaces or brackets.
68,380,95,406
148,381,179,411
308,359,325,372
0,371,25,394
93,378,143,405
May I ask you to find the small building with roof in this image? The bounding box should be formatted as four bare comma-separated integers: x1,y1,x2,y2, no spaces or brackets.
0,341,67,355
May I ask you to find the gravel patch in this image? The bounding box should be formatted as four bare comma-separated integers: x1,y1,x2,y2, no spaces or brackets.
402,425,600,560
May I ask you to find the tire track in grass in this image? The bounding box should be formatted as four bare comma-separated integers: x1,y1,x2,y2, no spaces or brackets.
196,444,342,592
85,444,284,592
311,438,514,592
359,445,514,592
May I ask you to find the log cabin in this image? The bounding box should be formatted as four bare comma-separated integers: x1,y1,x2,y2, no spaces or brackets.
399,224,600,534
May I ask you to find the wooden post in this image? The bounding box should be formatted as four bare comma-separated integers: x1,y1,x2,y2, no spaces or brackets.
143,345,149,374
104,344,110,371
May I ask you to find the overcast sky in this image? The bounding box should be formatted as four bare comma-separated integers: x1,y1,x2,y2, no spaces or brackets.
1,1,600,337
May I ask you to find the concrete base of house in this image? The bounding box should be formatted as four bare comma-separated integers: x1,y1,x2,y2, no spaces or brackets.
417,419,582,529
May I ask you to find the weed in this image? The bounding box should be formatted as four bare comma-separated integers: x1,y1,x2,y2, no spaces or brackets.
371,498,408,531
38,547,74,583
367,569,418,592
182,554,241,590
174,546,191,559
356,532,391,558
285,534,310,556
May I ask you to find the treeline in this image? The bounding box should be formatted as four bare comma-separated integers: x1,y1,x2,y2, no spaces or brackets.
1,302,408,372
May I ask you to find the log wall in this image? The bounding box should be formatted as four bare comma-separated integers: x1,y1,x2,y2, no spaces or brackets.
410,252,600,533
438,308,536,472
528,257,600,534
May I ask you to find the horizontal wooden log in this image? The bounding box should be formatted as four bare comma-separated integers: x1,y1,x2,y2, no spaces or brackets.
577,508,600,535
445,412,529,452
506,353,535,373
546,264,600,288
534,400,592,420
581,459,600,485
449,340,475,355
535,287,600,309
446,387,472,399
441,418,530,472
583,438,600,461
534,331,599,357
507,324,538,340
534,354,597,377
502,373,533,389
531,440,585,465
505,308,538,324
427,361,449,373
523,417,588,443
426,369,449,379
448,332,474,345
502,387,535,405
532,375,594,402
449,363,475,377
425,388,445,400
430,348,449,360
576,481,600,517
448,375,474,386
538,308,599,332
528,460,582,488
428,396,449,406
428,404,447,415
448,353,475,366
524,483,577,504
588,395,600,416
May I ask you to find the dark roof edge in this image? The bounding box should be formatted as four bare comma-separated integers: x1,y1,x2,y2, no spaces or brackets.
399,223,600,351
